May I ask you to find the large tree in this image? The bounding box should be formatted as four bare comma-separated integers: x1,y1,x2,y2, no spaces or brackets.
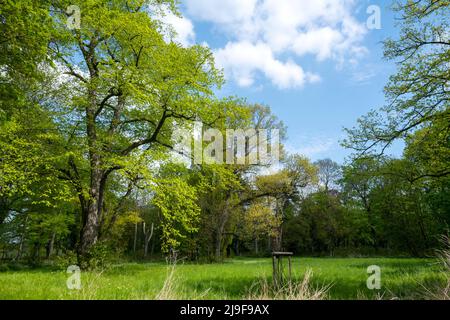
343,0,449,174
28,0,245,258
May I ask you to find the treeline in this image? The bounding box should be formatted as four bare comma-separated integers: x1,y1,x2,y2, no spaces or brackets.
0,0,448,266
1,151,448,262
120,153,450,260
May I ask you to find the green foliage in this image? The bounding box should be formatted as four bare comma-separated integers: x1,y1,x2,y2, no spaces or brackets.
0,0,448,268
240,203,281,242
27,212,74,246
79,242,116,270
152,176,200,253
54,251,78,270
338,153,449,256
0,113,72,204
343,0,449,161
0,0,51,81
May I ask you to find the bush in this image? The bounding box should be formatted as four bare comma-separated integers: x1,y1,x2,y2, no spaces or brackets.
54,251,78,270
78,242,122,270
0,264,9,272
0,262,29,272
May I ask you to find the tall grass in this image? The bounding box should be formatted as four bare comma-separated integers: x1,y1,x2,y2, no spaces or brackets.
247,269,331,300
155,265,179,300
437,236,450,270
426,236,450,300
0,257,444,299
155,263,212,300
72,269,105,300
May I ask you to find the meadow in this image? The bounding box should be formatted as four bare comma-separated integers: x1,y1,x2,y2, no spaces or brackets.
0,257,447,300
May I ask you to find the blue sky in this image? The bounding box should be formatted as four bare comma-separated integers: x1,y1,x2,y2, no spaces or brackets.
163,0,403,163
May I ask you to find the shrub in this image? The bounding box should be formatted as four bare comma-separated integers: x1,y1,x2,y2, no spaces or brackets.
54,251,78,270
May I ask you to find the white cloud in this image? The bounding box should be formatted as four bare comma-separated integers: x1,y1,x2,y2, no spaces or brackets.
184,0,258,24
286,136,336,159
184,0,368,89
351,69,377,84
214,41,320,89
291,27,344,61
158,11,196,46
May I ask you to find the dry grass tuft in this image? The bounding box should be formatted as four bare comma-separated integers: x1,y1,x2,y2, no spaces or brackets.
437,235,450,270
247,269,331,300
425,235,450,300
70,269,105,300
155,264,179,300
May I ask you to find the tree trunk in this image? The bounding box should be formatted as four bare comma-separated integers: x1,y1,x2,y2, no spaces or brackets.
143,222,154,258
255,238,259,254
234,238,240,256
0,197,10,226
32,242,41,262
79,198,100,256
15,234,25,261
78,95,102,256
273,200,285,252
151,235,155,257
215,228,222,260
214,198,231,261
133,222,138,254
46,232,56,259
144,239,149,257
14,215,28,261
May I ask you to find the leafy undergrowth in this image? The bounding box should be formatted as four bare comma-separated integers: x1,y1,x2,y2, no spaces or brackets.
0,257,447,300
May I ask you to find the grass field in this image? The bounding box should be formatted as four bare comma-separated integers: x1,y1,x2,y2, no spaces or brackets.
0,257,448,300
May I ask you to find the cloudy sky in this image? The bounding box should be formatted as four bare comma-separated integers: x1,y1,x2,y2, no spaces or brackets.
162,0,401,163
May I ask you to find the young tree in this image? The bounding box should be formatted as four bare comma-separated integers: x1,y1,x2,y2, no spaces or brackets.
253,155,318,251
240,202,281,254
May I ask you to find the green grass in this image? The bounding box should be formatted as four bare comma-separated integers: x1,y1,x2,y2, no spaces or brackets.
0,257,447,300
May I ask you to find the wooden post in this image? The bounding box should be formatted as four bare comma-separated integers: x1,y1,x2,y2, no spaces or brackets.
272,255,277,288
272,252,293,288
279,256,283,284
288,256,292,283
133,223,137,254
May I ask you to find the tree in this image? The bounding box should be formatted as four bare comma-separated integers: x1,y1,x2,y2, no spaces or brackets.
143,221,154,257
0,0,52,105
343,0,449,169
314,159,342,192
252,155,318,251
240,202,281,254
0,0,64,226
341,0,449,255
402,119,450,182
0,108,72,228
341,157,382,244
190,104,285,260
152,175,201,253
194,164,243,260
35,0,248,259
